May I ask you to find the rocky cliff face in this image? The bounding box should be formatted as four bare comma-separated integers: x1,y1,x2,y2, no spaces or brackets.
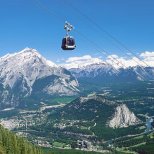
108,104,141,128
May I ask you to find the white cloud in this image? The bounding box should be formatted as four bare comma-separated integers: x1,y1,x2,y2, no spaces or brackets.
139,51,154,67
140,51,154,60
62,55,103,69
140,51,154,58
66,55,92,63
60,51,154,69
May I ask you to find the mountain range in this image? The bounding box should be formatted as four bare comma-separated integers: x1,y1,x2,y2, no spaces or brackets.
68,63,154,83
0,48,154,109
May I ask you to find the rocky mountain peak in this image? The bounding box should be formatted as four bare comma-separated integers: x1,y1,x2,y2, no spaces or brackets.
0,48,79,109
19,47,39,54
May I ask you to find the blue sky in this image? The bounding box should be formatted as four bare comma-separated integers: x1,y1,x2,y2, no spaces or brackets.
0,0,154,63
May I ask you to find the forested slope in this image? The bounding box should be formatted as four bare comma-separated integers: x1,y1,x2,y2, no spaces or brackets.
0,125,43,154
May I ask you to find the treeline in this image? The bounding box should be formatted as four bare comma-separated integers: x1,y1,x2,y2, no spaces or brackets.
0,125,43,154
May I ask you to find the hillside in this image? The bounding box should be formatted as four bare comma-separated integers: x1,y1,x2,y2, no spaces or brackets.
51,94,140,129
0,125,42,154
31,94,142,151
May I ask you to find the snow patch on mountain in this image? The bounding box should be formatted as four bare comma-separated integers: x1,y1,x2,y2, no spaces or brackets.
108,104,141,128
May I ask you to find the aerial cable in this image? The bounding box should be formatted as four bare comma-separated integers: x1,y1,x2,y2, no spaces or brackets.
34,0,121,69
75,29,126,69
33,0,128,69
64,0,150,68
75,30,147,80
74,31,122,75
77,29,147,80
33,0,146,80
75,30,146,81
63,0,151,79
33,0,125,74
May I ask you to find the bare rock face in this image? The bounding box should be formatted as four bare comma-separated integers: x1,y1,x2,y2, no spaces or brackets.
108,104,140,128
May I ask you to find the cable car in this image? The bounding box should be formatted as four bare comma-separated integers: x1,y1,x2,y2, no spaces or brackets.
61,36,76,50
61,21,76,50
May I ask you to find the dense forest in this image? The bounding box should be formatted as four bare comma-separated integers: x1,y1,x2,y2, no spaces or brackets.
0,125,43,154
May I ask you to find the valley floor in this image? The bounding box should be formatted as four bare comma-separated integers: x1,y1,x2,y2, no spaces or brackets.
0,82,154,154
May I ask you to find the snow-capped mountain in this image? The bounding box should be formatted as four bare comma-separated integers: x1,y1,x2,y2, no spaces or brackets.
0,48,79,109
61,54,154,81
69,62,117,78
67,62,154,82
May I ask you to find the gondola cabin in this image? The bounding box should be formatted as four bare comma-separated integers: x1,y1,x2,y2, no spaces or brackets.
61,36,76,50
